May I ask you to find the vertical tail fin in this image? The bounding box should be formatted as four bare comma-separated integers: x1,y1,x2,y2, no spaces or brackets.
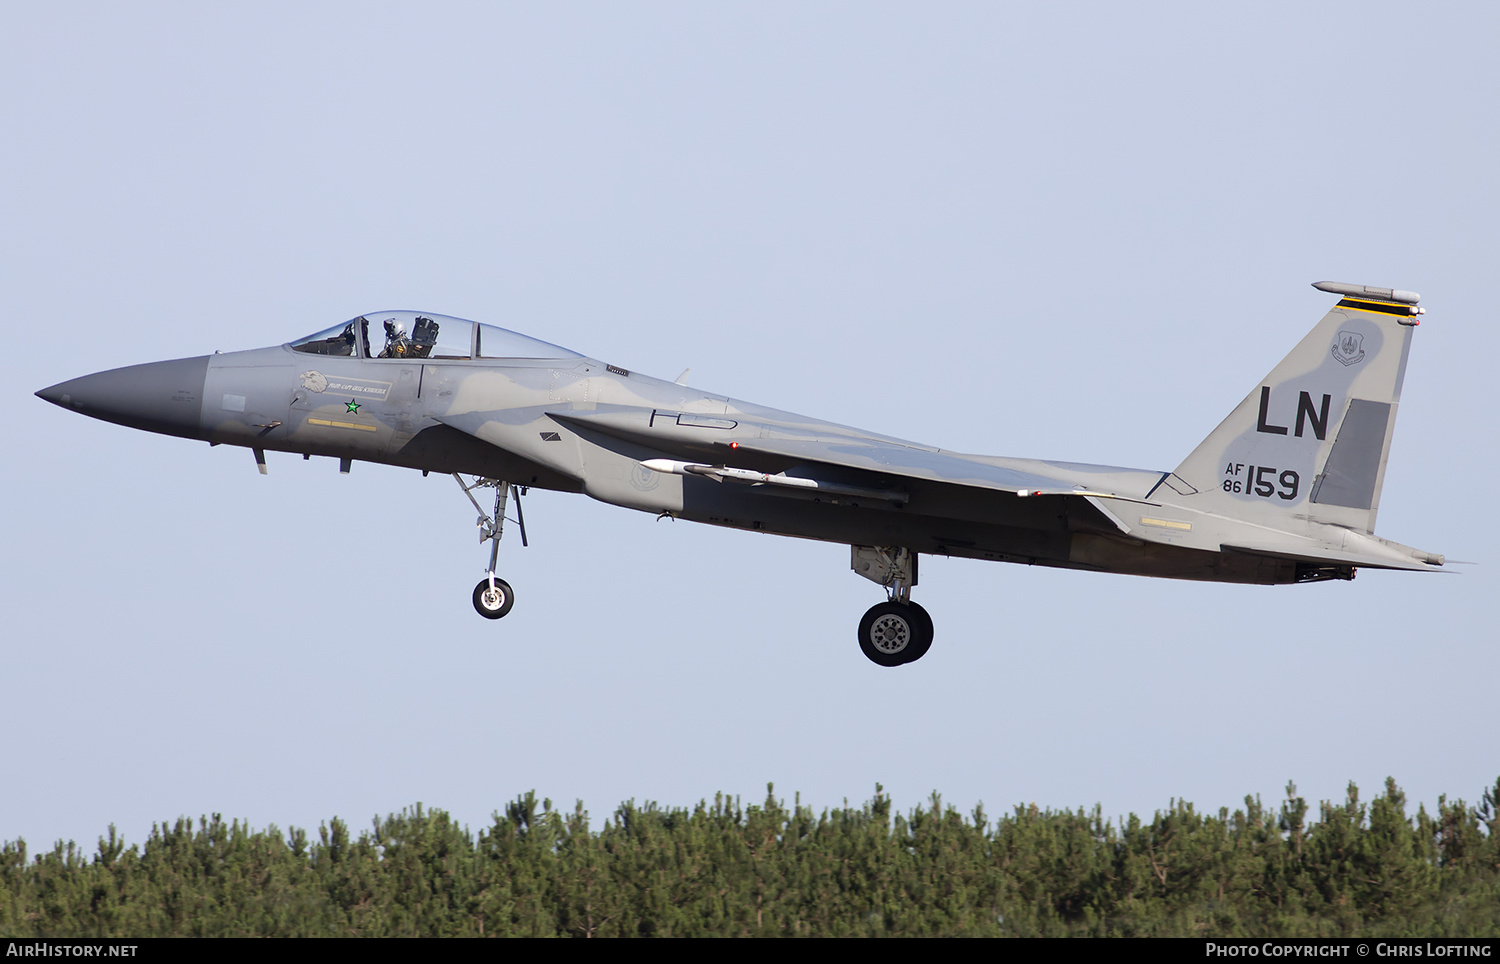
1161,282,1423,535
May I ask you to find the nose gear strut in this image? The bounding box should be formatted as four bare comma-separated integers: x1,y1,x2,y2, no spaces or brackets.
454,474,529,619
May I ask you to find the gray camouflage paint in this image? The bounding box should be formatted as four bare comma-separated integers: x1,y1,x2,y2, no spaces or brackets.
36,287,1444,597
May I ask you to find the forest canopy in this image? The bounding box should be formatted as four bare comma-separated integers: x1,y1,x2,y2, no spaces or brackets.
3,778,1497,937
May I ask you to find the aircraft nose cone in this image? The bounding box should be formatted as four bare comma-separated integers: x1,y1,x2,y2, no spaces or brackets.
36,356,211,440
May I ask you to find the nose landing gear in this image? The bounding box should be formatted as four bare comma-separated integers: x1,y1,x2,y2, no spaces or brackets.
455,474,527,620
851,546,934,666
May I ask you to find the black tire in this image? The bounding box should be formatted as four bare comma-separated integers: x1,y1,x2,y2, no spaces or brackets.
902,601,935,664
472,578,515,619
858,601,922,667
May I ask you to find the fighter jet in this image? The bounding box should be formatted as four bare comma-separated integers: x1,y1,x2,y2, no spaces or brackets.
36,282,1444,666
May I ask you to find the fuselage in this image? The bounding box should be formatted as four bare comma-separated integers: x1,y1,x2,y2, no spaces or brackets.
34,289,1449,667
36,312,1311,586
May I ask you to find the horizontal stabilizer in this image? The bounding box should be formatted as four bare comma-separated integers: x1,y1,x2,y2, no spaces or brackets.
1222,531,1446,573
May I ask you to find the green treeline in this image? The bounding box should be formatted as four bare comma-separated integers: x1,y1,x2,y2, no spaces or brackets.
3,778,1498,937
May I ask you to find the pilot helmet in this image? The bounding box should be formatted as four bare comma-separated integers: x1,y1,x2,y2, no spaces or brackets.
384,318,407,341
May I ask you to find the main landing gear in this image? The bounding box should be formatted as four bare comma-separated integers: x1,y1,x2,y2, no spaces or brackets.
454,474,527,620
851,546,934,666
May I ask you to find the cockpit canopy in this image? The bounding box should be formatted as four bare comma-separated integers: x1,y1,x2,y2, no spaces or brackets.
289,312,582,361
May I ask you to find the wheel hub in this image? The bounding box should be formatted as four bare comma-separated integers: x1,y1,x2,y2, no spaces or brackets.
868,613,910,654
472,577,515,619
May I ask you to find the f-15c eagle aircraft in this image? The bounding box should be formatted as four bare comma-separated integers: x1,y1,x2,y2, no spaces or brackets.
37,281,1444,666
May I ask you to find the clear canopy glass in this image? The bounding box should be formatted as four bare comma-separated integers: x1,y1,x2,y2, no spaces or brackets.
477,323,581,359
365,312,473,360
289,321,361,356
290,314,581,360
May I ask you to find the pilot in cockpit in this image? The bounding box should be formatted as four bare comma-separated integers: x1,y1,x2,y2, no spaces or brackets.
379,319,412,358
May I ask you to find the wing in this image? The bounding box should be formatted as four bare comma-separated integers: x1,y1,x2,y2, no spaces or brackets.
543,408,1162,506
698,435,1095,497
434,404,1162,546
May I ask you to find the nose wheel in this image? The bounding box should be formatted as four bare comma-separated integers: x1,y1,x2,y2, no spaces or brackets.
473,577,515,619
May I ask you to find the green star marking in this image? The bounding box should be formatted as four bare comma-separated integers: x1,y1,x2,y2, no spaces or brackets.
345,399,361,414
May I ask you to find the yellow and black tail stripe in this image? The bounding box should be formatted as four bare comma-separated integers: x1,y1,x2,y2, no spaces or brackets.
1336,297,1421,317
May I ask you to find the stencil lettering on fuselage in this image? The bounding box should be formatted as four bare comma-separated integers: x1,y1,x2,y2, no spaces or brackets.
298,370,391,400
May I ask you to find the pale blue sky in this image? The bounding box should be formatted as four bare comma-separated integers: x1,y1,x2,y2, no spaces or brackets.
3,2,1495,850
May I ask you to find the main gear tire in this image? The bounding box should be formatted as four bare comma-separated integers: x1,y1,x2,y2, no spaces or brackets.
858,601,926,667
901,602,935,664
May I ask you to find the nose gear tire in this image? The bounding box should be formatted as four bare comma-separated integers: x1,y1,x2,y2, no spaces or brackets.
472,578,515,619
